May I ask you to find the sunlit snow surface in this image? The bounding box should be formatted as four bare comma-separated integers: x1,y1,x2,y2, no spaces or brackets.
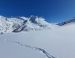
0,16,75,58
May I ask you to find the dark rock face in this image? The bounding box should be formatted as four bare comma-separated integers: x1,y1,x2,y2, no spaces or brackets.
29,16,38,24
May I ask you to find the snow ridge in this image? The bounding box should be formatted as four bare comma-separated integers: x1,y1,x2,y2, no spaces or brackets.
0,16,52,33
57,18,75,26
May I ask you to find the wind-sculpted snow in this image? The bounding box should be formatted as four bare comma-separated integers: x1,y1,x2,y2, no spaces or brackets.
0,16,54,33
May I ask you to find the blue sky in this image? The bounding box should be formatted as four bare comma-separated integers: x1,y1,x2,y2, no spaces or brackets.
0,0,75,23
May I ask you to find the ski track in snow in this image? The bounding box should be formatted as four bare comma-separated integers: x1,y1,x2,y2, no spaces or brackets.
3,38,55,58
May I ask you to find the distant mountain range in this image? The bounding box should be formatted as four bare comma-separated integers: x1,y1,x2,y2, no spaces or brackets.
57,18,75,26
0,15,75,33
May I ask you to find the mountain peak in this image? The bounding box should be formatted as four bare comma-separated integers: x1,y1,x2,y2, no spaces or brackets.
0,15,52,33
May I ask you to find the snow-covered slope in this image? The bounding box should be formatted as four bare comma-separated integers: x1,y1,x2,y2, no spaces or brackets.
0,16,56,33
0,25,75,58
0,16,75,58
